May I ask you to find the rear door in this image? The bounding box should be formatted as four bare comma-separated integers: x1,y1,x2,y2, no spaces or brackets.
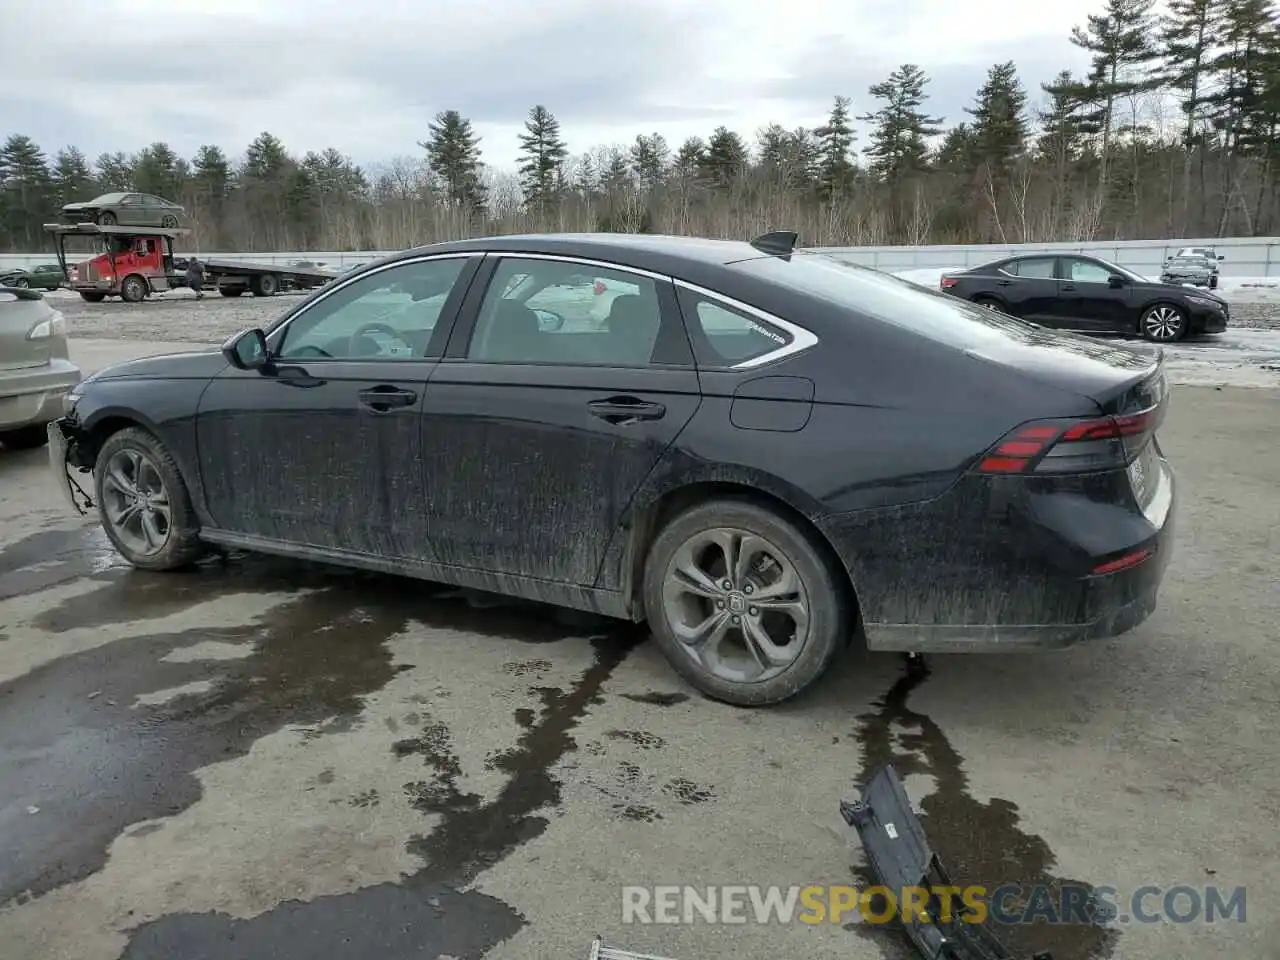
998,256,1066,324
419,254,701,587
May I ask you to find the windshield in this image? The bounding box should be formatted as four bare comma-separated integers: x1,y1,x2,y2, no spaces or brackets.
736,252,1048,349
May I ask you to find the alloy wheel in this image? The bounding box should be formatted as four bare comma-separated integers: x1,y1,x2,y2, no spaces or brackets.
1144,306,1184,340
101,448,172,557
660,527,810,684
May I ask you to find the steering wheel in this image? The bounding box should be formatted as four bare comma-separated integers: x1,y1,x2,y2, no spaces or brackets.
349,322,403,355
283,344,332,359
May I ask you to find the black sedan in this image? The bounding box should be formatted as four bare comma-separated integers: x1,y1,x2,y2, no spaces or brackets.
48,232,1176,706
940,253,1228,341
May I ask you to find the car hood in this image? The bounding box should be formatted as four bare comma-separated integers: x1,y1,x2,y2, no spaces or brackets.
61,201,93,210
88,350,227,381
1136,277,1225,301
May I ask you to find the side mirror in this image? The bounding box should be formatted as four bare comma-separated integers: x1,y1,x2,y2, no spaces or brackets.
1108,274,1125,289
221,327,269,370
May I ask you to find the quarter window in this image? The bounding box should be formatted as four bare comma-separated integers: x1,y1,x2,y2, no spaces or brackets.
276,256,468,360
677,289,791,367
466,257,668,367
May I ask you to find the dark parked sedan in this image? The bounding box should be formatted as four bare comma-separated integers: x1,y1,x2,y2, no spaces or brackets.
61,192,187,229
48,233,1176,706
941,253,1228,341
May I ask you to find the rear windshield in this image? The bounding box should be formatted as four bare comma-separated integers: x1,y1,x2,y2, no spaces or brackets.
734,252,1043,349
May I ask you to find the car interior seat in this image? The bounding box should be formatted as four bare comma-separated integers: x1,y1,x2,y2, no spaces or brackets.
603,293,661,365
483,299,545,361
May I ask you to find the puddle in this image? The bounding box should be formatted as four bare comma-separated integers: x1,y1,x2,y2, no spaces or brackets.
850,656,1118,960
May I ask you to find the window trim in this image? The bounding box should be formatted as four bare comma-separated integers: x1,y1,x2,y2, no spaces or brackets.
265,252,477,359
673,279,818,369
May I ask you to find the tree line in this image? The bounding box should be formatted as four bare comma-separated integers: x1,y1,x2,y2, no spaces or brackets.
1,0,1277,254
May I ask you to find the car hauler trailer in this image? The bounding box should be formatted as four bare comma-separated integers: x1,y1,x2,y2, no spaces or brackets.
44,222,337,302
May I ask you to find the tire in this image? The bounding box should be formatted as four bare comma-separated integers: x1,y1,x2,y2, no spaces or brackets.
93,426,205,571
120,274,148,303
97,211,117,226
12,277,28,288
1140,302,1188,342
1209,275,1219,290
79,291,106,303
972,295,1002,311
160,215,179,228
251,273,279,297
219,286,244,297
0,424,49,450
642,498,850,707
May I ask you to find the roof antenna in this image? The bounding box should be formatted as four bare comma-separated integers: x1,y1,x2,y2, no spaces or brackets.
749,231,798,256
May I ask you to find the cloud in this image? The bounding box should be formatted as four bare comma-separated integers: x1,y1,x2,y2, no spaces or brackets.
1,0,1095,170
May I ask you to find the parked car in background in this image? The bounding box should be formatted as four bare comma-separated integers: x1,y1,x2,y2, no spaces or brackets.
1160,255,1219,289
1169,245,1224,263
940,252,1228,341
50,232,1176,707
0,264,65,291
61,192,187,229
0,287,81,450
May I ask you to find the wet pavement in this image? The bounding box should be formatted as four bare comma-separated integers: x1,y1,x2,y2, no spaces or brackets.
1,348,1278,959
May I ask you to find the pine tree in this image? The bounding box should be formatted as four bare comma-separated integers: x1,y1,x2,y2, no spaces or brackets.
133,142,182,199
628,134,670,192
517,105,568,215
1070,0,1161,161
1160,0,1227,146
815,95,857,200
965,62,1029,170
858,64,944,183
700,127,749,188
0,135,53,250
420,110,486,212
52,148,95,207
94,152,134,191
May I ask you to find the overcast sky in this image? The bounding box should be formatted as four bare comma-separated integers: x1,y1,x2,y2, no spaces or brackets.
2,0,1096,173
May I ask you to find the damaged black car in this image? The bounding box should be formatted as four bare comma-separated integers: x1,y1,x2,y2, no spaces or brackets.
49,231,1176,706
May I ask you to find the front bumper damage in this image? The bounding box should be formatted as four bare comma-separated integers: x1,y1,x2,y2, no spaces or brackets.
843,764,1052,960
47,417,94,514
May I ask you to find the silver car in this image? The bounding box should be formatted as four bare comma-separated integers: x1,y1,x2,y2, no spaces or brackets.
0,287,82,450
1160,255,1219,288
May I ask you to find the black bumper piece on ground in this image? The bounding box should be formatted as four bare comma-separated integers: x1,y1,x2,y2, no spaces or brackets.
842,764,1053,960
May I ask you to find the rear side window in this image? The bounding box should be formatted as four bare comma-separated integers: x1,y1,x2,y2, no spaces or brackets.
675,288,791,367
1007,257,1056,278
741,253,1041,349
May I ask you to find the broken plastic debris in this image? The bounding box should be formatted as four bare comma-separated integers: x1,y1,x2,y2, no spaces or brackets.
588,936,680,960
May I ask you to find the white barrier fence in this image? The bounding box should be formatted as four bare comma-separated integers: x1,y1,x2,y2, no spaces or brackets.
4,235,1279,277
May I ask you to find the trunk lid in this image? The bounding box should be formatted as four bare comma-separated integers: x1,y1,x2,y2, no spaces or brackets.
962,325,1164,415
0,288,55,371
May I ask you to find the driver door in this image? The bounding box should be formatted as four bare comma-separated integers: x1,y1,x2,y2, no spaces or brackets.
195,253,481,558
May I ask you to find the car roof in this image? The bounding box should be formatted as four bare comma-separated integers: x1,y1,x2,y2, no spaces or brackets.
385,233,770,276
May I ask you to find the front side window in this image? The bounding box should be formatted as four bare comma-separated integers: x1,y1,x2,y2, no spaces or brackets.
1066,259,1114,284
466,257,667,366
276,256,468,360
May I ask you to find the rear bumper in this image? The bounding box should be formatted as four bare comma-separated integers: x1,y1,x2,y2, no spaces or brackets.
830,453,1177,653
0,359,81,430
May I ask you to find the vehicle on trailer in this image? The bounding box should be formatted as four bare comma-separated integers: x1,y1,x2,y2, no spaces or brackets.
0,286,81,450
46,222,188,303
61,192,187,229
49,231,1176,707
0,264,66,291
939,252,1228,342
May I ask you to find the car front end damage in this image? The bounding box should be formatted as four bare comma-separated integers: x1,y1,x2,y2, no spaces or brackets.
844,764,1054,960
47,409,96,514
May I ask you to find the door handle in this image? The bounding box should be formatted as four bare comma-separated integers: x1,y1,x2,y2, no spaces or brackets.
996,279,1013,286
587,396,666,424
358,385,417,411
1061,284,1077,291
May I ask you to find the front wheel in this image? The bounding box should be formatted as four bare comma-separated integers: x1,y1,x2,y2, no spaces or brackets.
1140,303,1188,342
643,499,850,706
97,211,117,226
93,427,206,570
120,274,148,303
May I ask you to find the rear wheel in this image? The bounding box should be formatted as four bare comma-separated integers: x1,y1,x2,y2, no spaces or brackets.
251,273,279,297
972,295,1002,311
219,286,244,297
93,427,205,571
79,291,106,303
643,499,849,706
0,425,49,450
1140,303,1187,342
120,274,148,303
97,211,117,226
160,215,179,228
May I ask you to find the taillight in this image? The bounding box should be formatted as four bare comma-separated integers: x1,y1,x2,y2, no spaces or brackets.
974,410,1158,475
940,277,958,290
